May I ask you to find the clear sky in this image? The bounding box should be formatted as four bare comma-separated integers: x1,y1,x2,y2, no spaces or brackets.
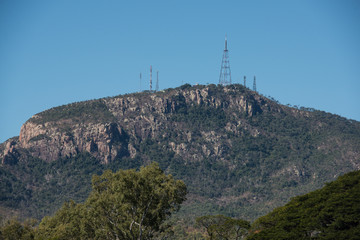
1,0,360,143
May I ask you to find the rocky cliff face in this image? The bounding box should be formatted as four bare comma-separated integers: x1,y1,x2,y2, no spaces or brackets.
1,84,360,221
17,121,128,164
4,85,269,164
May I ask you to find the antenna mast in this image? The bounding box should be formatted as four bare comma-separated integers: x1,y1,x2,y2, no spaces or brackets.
140,73,142,92
150,65,152,91
156,71,159,92
219,35,232,85
253,76,257,92
243,76,246,87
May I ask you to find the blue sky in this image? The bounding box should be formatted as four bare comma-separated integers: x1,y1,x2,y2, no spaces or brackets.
1,0,360,143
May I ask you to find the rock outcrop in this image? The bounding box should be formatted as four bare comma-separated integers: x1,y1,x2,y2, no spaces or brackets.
1,138,20,165
1,84,359,174
4,85,268,164
18,121,128,163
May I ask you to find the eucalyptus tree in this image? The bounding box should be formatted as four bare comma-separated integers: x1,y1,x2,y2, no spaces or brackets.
36,162,187,240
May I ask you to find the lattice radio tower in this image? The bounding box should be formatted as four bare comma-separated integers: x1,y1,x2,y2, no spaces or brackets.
219,35,232,85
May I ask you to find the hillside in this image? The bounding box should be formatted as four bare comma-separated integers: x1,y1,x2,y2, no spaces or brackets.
247,169,360,239
1,84,360,221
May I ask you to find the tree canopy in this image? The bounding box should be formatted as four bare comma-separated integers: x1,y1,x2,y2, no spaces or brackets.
196,215,250,240
2,169,360,239
35,162,187,240
247,170,360,239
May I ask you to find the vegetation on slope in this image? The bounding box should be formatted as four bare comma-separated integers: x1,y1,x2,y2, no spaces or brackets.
0,163,187,240
0,153,104,219
196,215,251,239
1,169,359,239
1,84,360,223
28,99,115,125
247,170,360,239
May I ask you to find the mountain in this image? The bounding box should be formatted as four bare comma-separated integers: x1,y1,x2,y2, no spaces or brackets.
1,84,360,221
247,169,360,239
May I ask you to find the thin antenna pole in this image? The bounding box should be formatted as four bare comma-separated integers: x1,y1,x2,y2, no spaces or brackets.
140,73,142,92
225,34,227,51
253,76,257,92
150,65,152,91
156,71,159,92
243,76,246,87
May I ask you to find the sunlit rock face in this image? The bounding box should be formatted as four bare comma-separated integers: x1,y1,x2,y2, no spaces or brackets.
10,85,268,164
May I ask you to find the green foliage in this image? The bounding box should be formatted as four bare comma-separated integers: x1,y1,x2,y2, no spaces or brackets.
35,200,84,240
0,153,103,220
0,218,37,240
247,170,360,239
29,99,115,125
2,170,360,239
172,105,228,130
196,215,250,239
0,168,29,209
35,162,187,240
179,83,192,90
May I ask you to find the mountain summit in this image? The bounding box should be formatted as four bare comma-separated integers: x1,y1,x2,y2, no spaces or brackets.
1,84,360,220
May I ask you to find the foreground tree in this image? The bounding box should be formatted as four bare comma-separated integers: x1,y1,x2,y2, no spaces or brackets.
247,170,360,239
196,215,250,240
0,218,36,240
36,200,85,239
36,162,187,240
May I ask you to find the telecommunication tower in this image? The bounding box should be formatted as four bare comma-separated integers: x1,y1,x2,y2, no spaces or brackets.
150,65,152,91
140,73,142,92
219,35,232,85
156,71,159,92
243,76,246,87
253,76,257,92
